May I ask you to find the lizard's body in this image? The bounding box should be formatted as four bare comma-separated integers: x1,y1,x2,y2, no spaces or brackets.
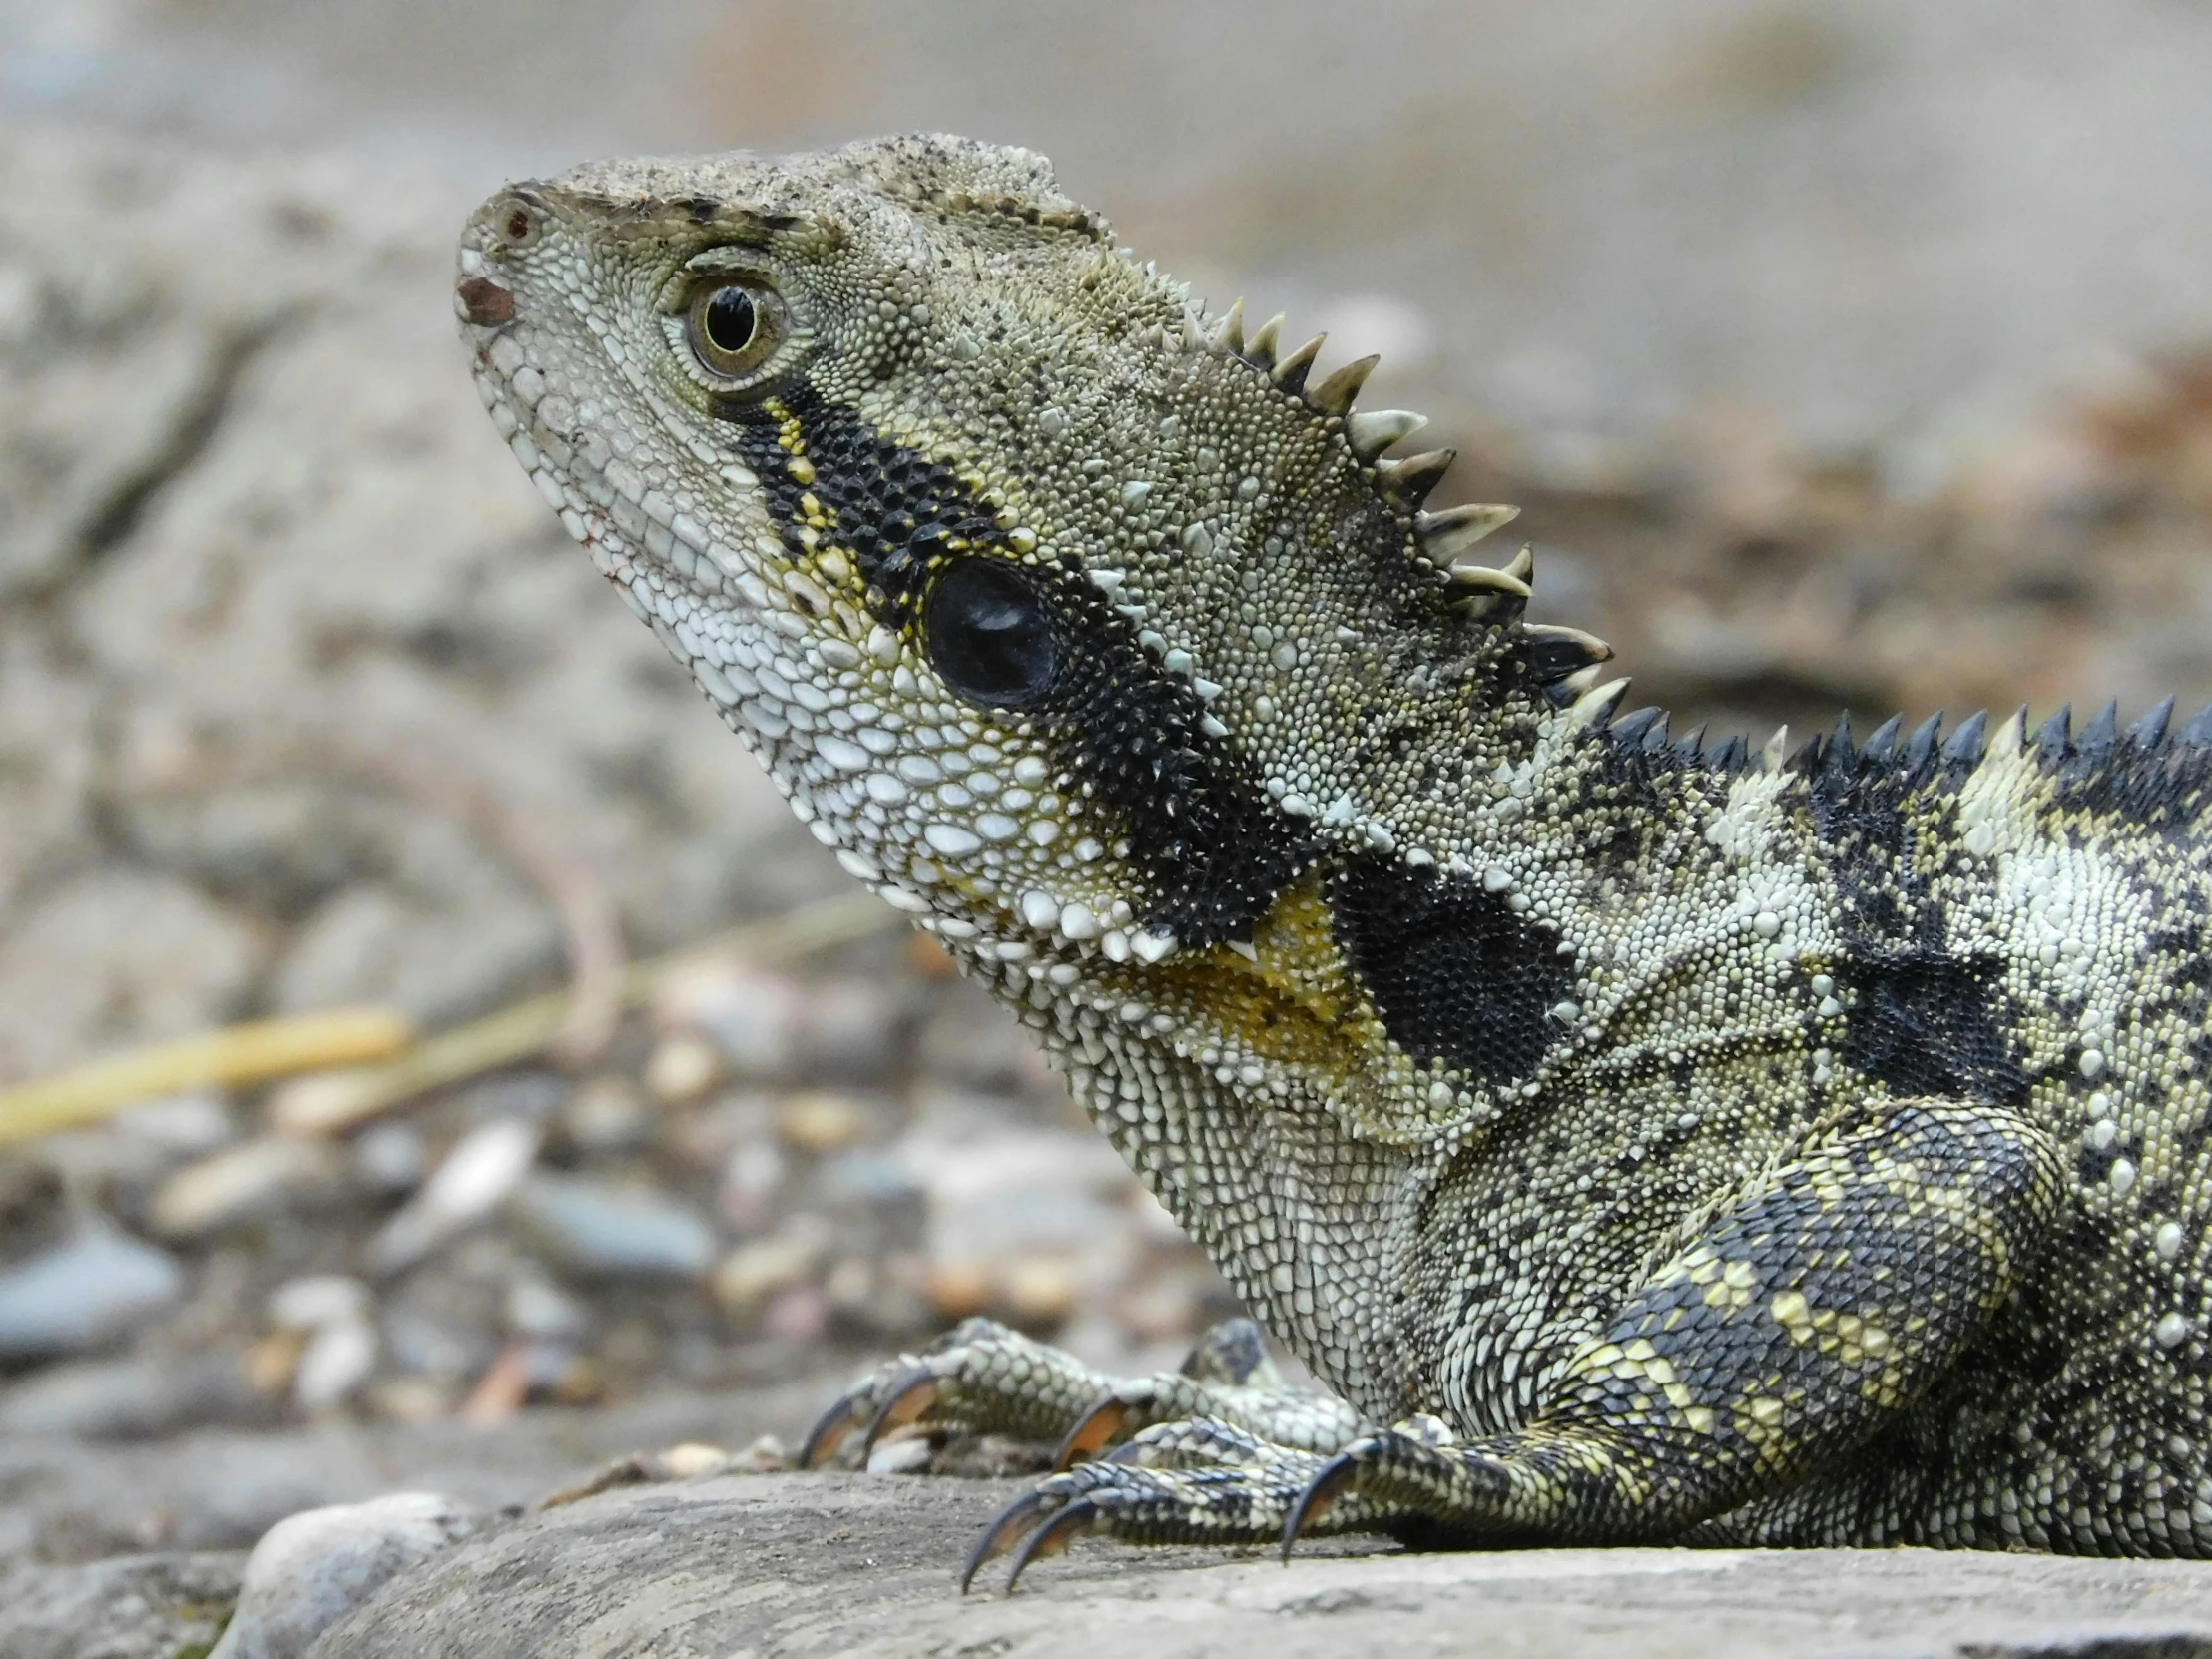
456,136,2212,1570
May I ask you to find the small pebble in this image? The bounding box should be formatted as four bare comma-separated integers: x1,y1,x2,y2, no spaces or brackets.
113,1090,236,1152
658,1440,728,1479
149,1136,340,1238
654,962,805,1077
246,1331,307,1398
207,1491,477,1659
366,1117,540,1276
712,1230,822,1312
509,1171,716,1281
351,1120,426,1192
801,977,904,1081
506,1275,589,1340
824,1255,874,1314
268,1274,371,1332
0,1350,255,1439
0,1226,185,1362
367,1375,451,1425
644,1033,723,1104
778,1090,870,1153
1003,1256,1078,1325
564,1074,652,1149
923,1261,993,1321
763,1283,828,1342
293,1318,377,1413
716,1136,787,1231
735,1432,788,1472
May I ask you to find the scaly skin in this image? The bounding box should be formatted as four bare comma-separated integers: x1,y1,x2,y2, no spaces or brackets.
455,135,2212,1582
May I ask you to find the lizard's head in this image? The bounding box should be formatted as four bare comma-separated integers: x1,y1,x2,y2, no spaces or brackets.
457,134,1611,996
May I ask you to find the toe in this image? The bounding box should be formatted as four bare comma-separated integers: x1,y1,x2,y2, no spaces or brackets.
960,1487,1059,1593
798,1391,866,1468
1052,1395,1132,1469
860,1367,944,1458
1003,1497,1101,1591
1280,1448,1363,1560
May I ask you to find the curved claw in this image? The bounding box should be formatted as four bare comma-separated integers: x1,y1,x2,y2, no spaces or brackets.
1052,1396,1132,1470
798,1392,862,1469
1003,1496,1100,1592
1280,1450,1359,1563
959,1488,1055,1594
859,1367,943,1459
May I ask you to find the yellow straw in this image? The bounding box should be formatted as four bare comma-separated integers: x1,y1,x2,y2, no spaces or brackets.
0,1009,415,1147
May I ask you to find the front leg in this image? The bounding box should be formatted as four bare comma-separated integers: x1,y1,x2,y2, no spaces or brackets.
1283,1097,2064,1550
948,1096,2063,1588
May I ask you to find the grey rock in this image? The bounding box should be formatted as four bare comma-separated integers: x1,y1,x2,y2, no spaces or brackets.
508,1171,716,1282
0,1351,260,1440
0,1227,185,1362
209,1492,478,1659
308,1472,2212,1659
0,1549,243,1659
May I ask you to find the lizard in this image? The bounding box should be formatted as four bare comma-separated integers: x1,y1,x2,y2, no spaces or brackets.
454,133,2212,1585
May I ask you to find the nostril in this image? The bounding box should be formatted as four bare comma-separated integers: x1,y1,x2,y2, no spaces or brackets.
456,276,516,327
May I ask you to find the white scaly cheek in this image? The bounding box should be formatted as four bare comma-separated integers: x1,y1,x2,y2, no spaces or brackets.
689,641,1150,969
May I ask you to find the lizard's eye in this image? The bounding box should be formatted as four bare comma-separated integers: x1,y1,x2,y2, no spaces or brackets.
925,558,1059,709
685,280,786,381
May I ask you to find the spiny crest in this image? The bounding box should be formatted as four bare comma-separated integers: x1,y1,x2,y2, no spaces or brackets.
1582,689,2212,791
1191,292,1618,694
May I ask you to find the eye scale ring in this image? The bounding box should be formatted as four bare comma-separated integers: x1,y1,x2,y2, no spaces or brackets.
685,279,786,381
924,557,1060,710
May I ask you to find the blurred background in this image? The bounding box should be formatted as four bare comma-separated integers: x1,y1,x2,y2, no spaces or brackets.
4,0,2212,1582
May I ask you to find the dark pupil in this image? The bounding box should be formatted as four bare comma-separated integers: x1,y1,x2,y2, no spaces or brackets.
925,559,1058,709
703,287,758,354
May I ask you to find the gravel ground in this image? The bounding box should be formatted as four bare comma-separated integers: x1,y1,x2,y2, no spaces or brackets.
4,63,2212,1653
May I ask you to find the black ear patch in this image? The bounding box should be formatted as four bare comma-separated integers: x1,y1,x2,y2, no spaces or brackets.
923,557,1060,708
1330,853,1574,1084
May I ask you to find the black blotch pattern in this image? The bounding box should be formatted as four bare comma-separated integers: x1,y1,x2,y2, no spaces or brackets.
1834,952,2028,1104
1330,853,1573,1084
718,385,1315,945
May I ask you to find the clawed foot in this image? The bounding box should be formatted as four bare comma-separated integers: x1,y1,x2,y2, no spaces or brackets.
797,1316,1118,1469
794,1312,1518,1591
956,1411,1517,1591
797,1315,1363,1473
959,1417,1356,1591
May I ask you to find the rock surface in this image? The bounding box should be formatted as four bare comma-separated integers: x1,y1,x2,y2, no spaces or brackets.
309,1472,2212,1659
0,1549,243,1659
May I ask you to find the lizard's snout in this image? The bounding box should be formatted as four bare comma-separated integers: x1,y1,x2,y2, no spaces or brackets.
455,190,551,329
